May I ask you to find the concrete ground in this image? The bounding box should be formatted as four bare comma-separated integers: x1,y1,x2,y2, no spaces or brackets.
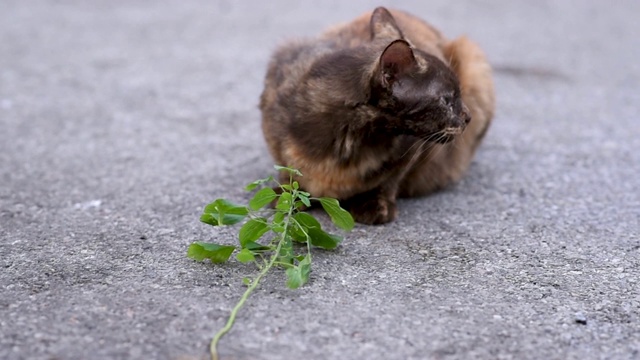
1,1,639,359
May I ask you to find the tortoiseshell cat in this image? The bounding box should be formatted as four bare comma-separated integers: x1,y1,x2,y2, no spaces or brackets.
260,7,495,224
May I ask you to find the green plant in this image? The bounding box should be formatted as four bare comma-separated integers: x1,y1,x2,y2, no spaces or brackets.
187,165,354,360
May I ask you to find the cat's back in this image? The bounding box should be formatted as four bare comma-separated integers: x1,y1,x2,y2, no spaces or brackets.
321,9,446,60
262,39,332,95
259,37,338,167
265,8,445,93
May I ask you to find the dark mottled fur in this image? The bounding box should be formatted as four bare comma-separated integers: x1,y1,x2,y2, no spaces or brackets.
260,7,495,224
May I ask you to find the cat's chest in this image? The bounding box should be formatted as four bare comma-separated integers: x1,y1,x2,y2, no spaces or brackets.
284,137,409,199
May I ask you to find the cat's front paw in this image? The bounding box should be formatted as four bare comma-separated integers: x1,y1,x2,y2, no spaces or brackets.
346,195,397,225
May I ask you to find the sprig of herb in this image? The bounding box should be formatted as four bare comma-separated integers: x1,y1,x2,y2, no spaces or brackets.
187,166,354,360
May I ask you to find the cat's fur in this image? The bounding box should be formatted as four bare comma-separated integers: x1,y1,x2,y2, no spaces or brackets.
260,7,495,224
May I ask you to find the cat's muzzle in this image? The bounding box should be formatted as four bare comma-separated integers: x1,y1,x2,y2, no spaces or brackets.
434,126,464,143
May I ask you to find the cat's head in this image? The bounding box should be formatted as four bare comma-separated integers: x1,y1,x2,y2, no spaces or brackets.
368,8,470,143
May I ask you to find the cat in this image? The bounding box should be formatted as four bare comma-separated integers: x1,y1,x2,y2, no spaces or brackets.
260,7,495,224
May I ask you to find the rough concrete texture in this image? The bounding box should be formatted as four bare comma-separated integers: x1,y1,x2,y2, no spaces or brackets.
1,1,639,359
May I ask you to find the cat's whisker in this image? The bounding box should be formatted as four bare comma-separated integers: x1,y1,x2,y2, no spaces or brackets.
401,130,446,159
401,137,428,159
406,140,426,168
428,131,447,144
422,130,445,143
413,135,441,162
416,131,447,156
451,126,473,151
427,138,447,164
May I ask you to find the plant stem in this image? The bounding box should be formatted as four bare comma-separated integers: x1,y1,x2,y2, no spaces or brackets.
209,258,269,360
210,200,296,360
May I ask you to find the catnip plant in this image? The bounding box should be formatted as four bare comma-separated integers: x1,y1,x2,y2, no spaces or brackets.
187,166,354,360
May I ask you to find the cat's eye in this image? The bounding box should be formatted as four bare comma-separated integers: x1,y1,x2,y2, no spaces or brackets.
441,95,454,107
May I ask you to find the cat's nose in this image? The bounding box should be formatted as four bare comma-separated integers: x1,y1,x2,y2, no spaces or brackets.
452,114,469,128
461,104,471,124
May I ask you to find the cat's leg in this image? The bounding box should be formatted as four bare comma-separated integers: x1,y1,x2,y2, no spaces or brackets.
341,184,398,225
398,36,495,197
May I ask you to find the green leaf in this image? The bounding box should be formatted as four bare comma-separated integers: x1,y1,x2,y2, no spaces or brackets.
294,212,321,229
277,236,294,265
293,208,343,249
289,228,307,243
318,197,354,231
275,192,292,211
286,267,303,289
272,211,285,225
200,213,218,226
272,223,285,233
308,227,343,250
249,187,277,211
274,165,303,177
290,212,320,243
244,241,271,252
298,195,311,208
299,255,311,284
242,277,251,286
281,184,292,192
236,248,256,263
201,199,248,226
244,176,274,191
203,199,246,215
238,218,269,247
187,242,235,263
286,256,311,289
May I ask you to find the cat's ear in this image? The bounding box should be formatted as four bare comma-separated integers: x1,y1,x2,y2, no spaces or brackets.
370,7,403,40
379,40,416,88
